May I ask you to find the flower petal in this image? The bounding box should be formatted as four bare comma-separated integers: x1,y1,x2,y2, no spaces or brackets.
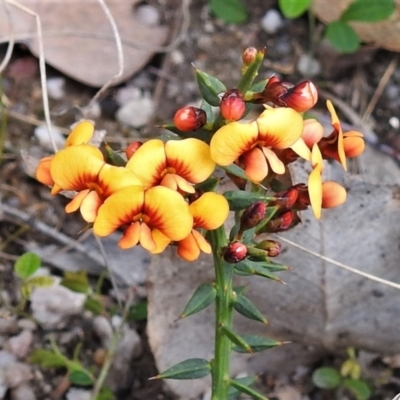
66,120,95,146
80,190,103,222
241,147,269,182
149,229,171,254
343,133,365,158
322,181,347,209
36,156,54,186
177,232,201,261
210,121,259,166
160,174,195,193
190,192,229,229
65,189,90,213
50,145,104,191
192,229,212,254
257,107,303,149
262,147,285,175
326,100,346,170
119,221,141,249
165,138,215,184
138,223,157,252
308,167,322,219
302,119,324,148
290,138,311,161
126,139,166,189
93,186,145,237
98,164,142,197
144,186,193,241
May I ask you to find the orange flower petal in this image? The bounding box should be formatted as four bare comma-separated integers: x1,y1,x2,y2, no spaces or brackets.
50,145,104,191
322,181,347,209
80,190,103,222
257,107,303,149
36,156,54,186
126,139,166,189
66,120,95,146
65,189,90,213
144,186,193,241
192,229,212,254
326,100,346,170
119,221,141,249
290,138,311,161
343,134,365,158
301,118,324,148
242,147,269,182
149,229,171,254
189,192,229,229
308,167,322,219
138,223,157,252
160,174,195,193
262,147,285,175
177,233,201,261
165,138,215,184
93,186,145,237
210,121,259,166
98,164,142,196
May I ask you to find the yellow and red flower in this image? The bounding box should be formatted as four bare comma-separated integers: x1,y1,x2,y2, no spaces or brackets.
177,192,229,261
93,185,193,252
126,138,216,193
210,107,303,182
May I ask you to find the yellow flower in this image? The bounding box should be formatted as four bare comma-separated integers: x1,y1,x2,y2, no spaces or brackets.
210,107,303,182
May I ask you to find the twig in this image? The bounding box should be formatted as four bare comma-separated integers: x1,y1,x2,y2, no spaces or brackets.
275,234,400,290
362,55,398,123
0,0,15,74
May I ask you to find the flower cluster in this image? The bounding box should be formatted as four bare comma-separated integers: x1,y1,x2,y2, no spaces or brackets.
36,47,365,263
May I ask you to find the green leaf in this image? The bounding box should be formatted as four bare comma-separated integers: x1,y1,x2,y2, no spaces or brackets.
221,326,252,353
342,378,371,400
195,176,219,192
233,293,268,324
84,296,104,315
194,67,226,106
325,21,360,54
127,300,148,321
69,370,94,386
153,358,211,380
209,0,247,24
22,276,56,299
223,190,275,211
14,252,41,279
229,378,268,399
278,0,311,18
104,143,127,167
312,367,341,389
96,387,114,400
200,99,216,128
29,349,67,369
227,376,257,400
232,334,282,353
61,271,90,294
234,260,283,282
180,283,216,319
341,0,395,22
222,164,249,182
237,48,265,94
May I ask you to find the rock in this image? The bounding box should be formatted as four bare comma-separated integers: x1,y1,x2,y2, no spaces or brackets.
0,316,18,335
116,91,155,127
30,286,86,329
4,362,32,388
4,330,33,359
17,319,37,331
46,77,66,100
0,369,7,400
92,316,113,347
66,388,92,400
261,9,284,34
136,4,160,26
272,385,302,400
11,384,37,400
106,328,142,391
297,54,321,77
34,125,65,151
0,350,17,368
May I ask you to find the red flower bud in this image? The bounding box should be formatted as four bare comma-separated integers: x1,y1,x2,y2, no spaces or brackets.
240,201,266,232
173,106,207,132
273,187,299,209
264,210,297,232
220,89,246,121
223,242,247,263
283,81,318,113
256,240,282,257
125,141,142,159
242,47,258,66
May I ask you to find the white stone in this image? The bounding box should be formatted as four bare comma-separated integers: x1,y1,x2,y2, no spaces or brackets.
0,369,7,400
297,53,321,77
30,286,86,329
66,388,91,400
0,350,17,367
261,9,284,34
17,319,37,331
4,330,33,359
92,316,113,347
116,92,155,128
389,116,399,129
11,384,36,400
34,125,65,151
46,77,65,100
4,362,32,388
136,4,160,26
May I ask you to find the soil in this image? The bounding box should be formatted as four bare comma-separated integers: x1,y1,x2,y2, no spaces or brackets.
1,0,400,399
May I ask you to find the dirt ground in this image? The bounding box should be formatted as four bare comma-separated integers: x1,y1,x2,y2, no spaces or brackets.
2,0,400,399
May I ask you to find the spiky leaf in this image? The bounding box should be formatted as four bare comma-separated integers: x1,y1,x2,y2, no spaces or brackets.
232,334,282,353
221,326,252,353
195,67,226,106
229,378,269,399
238,48,265,93
179,283,216,319
228,376,258,400
223,190,274,211
153,358,211,380
234,293,268,324
104,143,127,166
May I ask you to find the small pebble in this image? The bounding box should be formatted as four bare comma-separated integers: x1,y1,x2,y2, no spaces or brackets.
135,4,160,26
4,330,33,359
297,54,321,77
116,95,155,126
389,116,399,129
34,125,65,151
0,317,18,335
93,316,113,347
66,388,91,400
17,319,37,331
0,350,17,368
46,77,66,100
4,362,32,388
261,9,284,34
11,383,36,400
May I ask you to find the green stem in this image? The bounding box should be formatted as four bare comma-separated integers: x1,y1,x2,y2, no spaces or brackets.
209,225,234,400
